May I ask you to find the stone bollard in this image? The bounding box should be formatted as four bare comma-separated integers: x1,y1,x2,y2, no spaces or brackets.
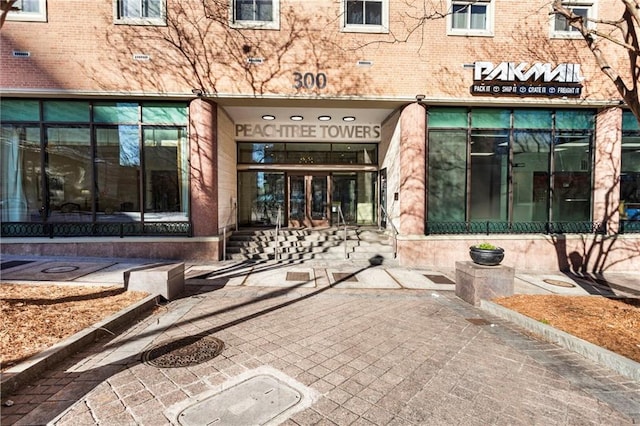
455,261,514,306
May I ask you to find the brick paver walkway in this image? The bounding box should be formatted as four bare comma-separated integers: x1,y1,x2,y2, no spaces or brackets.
3,284,639,425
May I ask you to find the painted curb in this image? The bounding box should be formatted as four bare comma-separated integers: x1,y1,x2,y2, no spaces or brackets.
480,299,640,382
0,294,161,399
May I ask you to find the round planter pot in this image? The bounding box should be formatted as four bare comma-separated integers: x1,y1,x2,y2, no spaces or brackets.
469,246,504,266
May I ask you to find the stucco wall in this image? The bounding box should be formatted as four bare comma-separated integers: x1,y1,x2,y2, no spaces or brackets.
217,107,237,233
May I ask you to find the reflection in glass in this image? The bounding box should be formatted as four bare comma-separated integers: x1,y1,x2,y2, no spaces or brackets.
469,130,509,221
143,127,189,222
552,132,592,221
237,142,377,165
0,125,40,222
95,127,141,221
238,172,285,226
427,130,466,222
45,126,92,221
512,131,551,222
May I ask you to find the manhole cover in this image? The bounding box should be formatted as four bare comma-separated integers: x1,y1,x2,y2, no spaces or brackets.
424,274,455,284
142,334,224,368
466,318,490,325
177,374,301,426
42,265,79,273
286,271,310,281
332,272,358,282
543,279,576,288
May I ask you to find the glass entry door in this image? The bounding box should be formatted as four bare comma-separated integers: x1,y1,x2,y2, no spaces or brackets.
288,174,330,228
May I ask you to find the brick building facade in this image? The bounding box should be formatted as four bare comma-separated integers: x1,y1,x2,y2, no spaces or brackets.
1,0,639,271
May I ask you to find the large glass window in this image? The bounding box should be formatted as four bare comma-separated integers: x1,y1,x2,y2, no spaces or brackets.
427,107,595,229
621,111,640,221
449,0,492,36
0,125,40,222
232,0,279,29
427,130,466,222
238,142,377,165
143,127,189,221
44,126,92,222
95,127,142,222
238,172,285,226
0,100,189,230
114,0,165,25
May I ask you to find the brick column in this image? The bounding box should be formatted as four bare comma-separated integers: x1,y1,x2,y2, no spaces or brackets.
593,107,622,233
189,98,218,237
399,102,426,234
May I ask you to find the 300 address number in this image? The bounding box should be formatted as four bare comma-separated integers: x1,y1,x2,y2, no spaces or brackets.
293,72,327,89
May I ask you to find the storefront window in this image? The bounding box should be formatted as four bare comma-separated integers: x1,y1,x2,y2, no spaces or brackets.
469,129,509,221
95,127,141,221
426,107,595,228
45,126,92,221
0,99,189,232
552,131,592,221
143,127,189,221
0,125,40,222
427,130,466,222
621,111,640,221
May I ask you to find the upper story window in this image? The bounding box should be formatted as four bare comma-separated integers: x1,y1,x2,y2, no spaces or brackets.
342,0,388,33
114,0,166,26
551,1,595,39
5,0,47,22
231,0,280,30
447,0,493,37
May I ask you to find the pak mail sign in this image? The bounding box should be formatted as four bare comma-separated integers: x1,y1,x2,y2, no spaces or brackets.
470,61,584,97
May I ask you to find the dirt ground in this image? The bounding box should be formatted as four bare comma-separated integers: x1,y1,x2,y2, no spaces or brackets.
0,283,149,371
1,284,639,372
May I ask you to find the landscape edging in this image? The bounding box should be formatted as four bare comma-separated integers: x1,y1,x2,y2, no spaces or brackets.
0,294,161,399
480,299,640,382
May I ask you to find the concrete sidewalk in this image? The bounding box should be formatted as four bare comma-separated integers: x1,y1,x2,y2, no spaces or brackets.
1,255,639,425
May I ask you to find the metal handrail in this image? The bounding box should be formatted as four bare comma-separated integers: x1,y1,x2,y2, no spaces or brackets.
336,205,348,259
274,206,281,260
380,204,398,258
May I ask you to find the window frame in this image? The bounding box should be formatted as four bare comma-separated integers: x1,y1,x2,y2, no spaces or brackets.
341,0,389,34
446,0,493,37
5,0,47,23
550,1,596,39
230,0,280,30
113,0,167,26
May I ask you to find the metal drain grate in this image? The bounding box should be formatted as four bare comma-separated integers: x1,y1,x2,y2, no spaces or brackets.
424,274,455,284
543,279,576,288
466,318,491,326
286,271,310,281
332,272,359,282
142,334,224,368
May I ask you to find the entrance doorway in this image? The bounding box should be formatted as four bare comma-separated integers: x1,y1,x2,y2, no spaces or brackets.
288,174,330,228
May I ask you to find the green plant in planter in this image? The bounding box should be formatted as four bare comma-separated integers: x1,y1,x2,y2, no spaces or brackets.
469,242,504,266
475,242,498,250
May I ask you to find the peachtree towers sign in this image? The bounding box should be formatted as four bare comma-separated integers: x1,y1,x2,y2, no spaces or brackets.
235,123,381,142
470,61,584,97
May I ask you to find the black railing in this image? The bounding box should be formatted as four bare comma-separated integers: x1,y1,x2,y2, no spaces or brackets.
425,221,616,235
620,220,640,234
1,222,192,238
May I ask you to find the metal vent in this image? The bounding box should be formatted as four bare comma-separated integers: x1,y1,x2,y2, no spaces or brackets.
247,57,264,64
12,51,30,57
133,54,150,61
